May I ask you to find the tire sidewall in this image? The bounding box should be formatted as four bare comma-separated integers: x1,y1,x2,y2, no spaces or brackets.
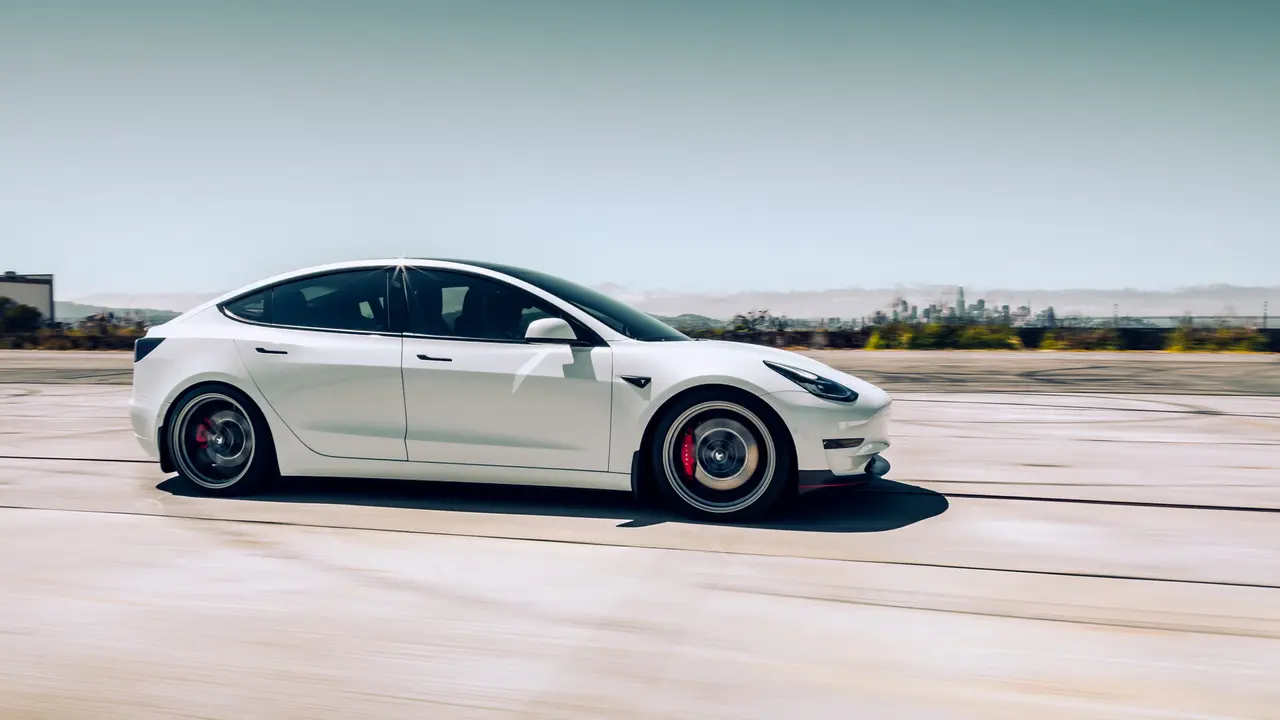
167,383,275,496
649,389,794,522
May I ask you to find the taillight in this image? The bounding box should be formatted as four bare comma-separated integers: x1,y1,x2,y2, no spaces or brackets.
134,337,165,362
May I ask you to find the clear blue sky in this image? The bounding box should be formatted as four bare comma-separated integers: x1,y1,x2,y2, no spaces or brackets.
2,0,1277,299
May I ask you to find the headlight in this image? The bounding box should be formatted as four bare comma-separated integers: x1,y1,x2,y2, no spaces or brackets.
763,361,858,402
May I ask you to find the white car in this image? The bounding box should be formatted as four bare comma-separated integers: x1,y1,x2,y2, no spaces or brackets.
130,259,892,521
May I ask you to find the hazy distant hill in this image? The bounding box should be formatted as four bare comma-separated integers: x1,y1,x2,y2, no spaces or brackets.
622,284,1278,321
70,292,220,313
55,301,181,325
61,283,1277,324
649,313,726,331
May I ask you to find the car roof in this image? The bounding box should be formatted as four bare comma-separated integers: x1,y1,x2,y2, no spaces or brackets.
174,258,526,323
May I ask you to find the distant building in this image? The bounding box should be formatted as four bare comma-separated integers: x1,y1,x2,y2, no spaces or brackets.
0,271,54,325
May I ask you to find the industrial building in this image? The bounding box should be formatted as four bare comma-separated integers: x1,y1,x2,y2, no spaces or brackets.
0,271,55,325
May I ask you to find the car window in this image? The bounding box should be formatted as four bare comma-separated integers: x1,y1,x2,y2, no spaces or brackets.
268,268,391,332
224,290,269,323
404,267,555,341
447,260,688,342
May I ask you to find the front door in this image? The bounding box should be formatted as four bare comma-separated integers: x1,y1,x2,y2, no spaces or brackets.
229,266,407,461
399,267,613,471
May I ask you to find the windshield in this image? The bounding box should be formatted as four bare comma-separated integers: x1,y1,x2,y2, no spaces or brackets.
457,261,689,342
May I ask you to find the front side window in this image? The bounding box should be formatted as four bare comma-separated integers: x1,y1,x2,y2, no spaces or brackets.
267,268,391,333
453,261,688,342
404,267,557,341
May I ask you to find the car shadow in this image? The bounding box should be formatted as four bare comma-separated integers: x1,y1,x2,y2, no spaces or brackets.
154,475,948,533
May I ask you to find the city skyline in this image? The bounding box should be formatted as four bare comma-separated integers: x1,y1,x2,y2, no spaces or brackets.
54,279,1276,325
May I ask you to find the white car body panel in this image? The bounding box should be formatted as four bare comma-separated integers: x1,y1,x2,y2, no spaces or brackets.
605,338,891,476
233,329,407,461
130,258,892,496
401,337,613,470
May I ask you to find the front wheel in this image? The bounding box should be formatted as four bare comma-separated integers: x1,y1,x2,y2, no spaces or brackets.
167,386,275,496
650,392,794,522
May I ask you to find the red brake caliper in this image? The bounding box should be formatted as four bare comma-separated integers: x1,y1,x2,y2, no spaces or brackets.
680,429,696,478
194,420,211,448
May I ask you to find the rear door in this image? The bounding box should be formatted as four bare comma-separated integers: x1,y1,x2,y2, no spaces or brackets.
229,266,407,461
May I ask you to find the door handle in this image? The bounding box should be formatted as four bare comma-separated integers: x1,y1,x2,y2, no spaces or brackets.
416,354,452,362
255,347,288,355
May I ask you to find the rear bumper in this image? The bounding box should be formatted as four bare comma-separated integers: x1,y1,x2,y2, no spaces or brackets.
128,394,162,461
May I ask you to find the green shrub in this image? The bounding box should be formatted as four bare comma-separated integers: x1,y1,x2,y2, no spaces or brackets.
1167,327,1266,352
955,325,1021,349
1040,329,1119,350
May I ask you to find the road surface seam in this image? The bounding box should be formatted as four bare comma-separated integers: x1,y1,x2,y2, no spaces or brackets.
2,503,1277,592
880,486,1280,514
894,398,1280,419
0,454,157,464
5,454,1278,513
714,586,1280,640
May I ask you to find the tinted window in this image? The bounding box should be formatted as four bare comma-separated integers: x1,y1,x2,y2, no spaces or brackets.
269,268,391,332
404,267,556,341
448,261,687,342
224,290,269,323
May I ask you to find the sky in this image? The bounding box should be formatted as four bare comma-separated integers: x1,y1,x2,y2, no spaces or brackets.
2,0,1277,300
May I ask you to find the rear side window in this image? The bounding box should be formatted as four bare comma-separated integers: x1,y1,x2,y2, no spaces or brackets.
268,268,391,332
224,290,269,323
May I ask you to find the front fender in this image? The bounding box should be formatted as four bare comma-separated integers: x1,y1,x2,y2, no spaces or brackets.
608,371,775,475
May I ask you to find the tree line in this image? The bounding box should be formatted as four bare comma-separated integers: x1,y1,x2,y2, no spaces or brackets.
0,297,43,334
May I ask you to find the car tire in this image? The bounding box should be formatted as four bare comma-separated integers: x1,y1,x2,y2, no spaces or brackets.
167,385,276,497
649,389,794,522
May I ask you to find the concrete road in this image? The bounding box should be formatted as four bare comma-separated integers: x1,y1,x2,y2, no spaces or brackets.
1,353,1279,718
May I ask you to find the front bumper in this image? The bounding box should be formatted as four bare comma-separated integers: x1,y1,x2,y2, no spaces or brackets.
764,388,892,484
798,454,890,490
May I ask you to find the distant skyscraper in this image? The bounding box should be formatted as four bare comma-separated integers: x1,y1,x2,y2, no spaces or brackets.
956,287,966,319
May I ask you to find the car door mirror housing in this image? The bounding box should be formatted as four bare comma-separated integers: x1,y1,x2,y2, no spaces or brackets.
525,317,578,343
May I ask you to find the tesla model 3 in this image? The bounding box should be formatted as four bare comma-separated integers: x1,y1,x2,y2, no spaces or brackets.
129,259,892,521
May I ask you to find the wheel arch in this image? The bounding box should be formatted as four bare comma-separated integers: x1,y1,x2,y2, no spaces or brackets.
631,382,797,501
157,379,276,474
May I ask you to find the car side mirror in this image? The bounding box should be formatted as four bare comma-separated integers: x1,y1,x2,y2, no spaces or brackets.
524,317,578,343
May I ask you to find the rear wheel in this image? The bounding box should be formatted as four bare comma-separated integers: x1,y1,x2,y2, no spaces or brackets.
650,391,794,522
167,386,275,496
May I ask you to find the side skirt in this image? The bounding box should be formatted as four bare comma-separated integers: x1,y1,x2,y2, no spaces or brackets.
279,454,633,493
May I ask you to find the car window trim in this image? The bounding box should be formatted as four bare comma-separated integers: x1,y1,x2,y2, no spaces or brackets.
388,266,410,335
217,265,400,336
399,265,608,347
216,263,610,346
400,331,595,347
221,289,273,325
